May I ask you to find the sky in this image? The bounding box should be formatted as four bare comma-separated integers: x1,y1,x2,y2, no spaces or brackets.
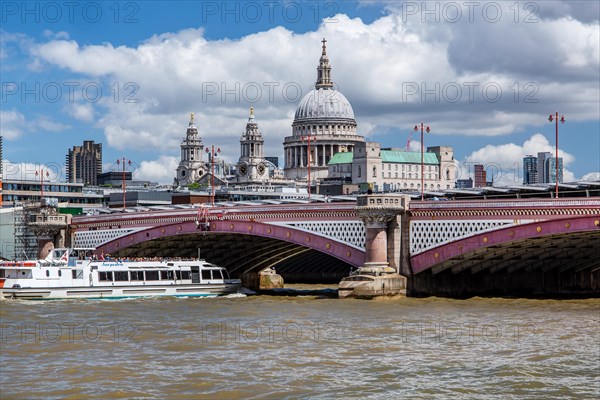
1,0,599,185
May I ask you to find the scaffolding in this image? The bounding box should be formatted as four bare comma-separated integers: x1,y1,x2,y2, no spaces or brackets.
12,202,40,261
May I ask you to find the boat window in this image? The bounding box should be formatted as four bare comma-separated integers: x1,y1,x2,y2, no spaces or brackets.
114,271,129,281
145,270,159,281
173,270,179,280
212,270,223,280
99,271,113,281
58,270,62,277
180,271,190,280
190,266,200,283
46,270,50,277
222,270,230,279
72,270,83,279
160,271,174,280
130,271,144,281
201,270,212,280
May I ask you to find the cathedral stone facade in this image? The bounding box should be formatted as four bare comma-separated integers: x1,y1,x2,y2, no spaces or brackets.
175,113,205,186
173,39,456,194
283,39,365,181
236,107,270,184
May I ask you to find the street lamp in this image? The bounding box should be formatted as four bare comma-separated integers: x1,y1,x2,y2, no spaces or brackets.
414,122,430,201
301,133,317,202
116,157,131,210
548,112,565,198
35,168,50,200
205,145,221,206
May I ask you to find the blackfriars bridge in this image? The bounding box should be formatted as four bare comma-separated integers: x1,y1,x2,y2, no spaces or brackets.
69,196,600,297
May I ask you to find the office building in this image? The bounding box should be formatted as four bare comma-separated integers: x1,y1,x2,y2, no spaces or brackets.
66,140,102,186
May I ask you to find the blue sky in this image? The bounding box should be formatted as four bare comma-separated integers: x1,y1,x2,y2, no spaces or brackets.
1,0,599,184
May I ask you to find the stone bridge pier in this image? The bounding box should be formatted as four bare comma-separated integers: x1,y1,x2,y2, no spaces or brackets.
342,194,411,297
27,203,70,260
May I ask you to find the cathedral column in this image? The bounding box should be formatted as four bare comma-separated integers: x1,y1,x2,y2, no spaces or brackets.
322,144,326,166
300,146,305,167
293,147,297,167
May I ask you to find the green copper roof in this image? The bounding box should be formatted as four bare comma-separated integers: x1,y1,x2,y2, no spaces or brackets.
328,152,354,165
381,150,439,164
327,150,439,165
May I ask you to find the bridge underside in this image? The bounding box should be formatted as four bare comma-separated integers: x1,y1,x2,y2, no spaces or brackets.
109,233,354,284
409,231,600,298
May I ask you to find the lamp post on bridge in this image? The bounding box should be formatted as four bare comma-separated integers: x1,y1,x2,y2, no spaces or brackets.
116,157,131,210
301,133,317,202
35,168,50,200
414,122,430,201
548,112,565,199
205,145,221,206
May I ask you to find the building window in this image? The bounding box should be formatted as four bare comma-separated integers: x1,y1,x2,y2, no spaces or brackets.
373,166,377,178
446,169,450,180
358,166,361,177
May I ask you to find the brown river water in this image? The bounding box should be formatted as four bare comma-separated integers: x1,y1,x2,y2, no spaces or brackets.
1,288,599,399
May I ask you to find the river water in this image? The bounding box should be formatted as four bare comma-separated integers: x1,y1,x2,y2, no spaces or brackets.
1,289,599,399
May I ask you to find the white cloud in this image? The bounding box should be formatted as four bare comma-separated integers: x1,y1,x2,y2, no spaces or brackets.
63,103,95,122
0,110,70,140
0,110,26,139
26,10,597,148
581,172,600,181
463,133,577,185
134,156,179,184
5,2,597,180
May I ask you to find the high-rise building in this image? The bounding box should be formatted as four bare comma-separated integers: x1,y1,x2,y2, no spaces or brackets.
537,152,551,183
523,155,538,184
66,140,102,186
474,164,486,187
547,157,564,184
536,152,563,183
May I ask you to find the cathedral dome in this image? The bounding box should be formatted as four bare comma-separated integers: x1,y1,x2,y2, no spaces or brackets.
294,89,355,122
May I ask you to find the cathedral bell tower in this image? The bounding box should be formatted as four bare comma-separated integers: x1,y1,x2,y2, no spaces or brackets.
237,107,269,183
175,113,205,186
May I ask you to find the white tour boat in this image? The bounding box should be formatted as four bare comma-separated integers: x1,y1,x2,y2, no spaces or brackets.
0,248,242,300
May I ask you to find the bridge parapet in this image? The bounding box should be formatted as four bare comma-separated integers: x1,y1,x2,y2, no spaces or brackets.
410,198,600,217
409,198,600,255
356,194,409,270
71,202,365,250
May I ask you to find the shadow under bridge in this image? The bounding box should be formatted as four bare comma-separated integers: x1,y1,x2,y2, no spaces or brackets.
96,220,365,284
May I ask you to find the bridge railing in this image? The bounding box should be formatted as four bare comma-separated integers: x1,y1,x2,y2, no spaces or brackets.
409,198,600,210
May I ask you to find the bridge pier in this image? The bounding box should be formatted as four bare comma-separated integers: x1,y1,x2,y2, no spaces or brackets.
27,203,70,260
241,267,284,291
339,195,409,298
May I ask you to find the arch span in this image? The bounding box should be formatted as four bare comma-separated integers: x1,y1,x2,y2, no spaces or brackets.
95,220,365,281
410,215,600,275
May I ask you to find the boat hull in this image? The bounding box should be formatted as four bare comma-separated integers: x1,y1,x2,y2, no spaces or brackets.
0,283,242,300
